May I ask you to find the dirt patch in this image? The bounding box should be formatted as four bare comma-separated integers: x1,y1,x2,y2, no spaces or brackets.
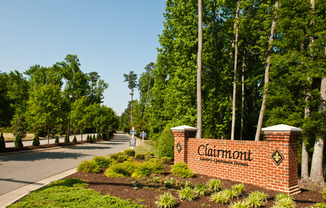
65,165,324,208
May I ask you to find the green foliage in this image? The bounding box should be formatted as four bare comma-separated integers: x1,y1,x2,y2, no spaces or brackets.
0,133,5,148
157,125,174,159
171,162,194,178
246,191,268,208
104,161,137,178
12,115,28,139
131,161,164,178
315,203,326,208
32,134,40,146
124,149,136,156
207,179,222,192
109,152,129,163
155,193,178,208
272,193,295,208
232,184,245,196
160,156,172,164
210,189,236,204
144,152,154,161
229,201,249,208
178,186,197,202
87,134,90,141
135,153,145,160
14,135,23,148
7,178,144,208
55,135,59,144
194,183,210,196
93,156,116,168
323,188,326,201
64,134,70,143
77,160,100,173
73,135,77,142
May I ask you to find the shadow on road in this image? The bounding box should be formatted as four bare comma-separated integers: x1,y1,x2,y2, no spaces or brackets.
0,151,90,162
0,178,44,185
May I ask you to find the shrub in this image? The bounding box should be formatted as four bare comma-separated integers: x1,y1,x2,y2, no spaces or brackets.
93,135,96,141
210,189,236,204
97,133,100,140
144,152,154,161
132,161,164,178
246,191,268,208
155,193,178,208
32,134,40,146
207,179,222,192
194,183,210,196
109,152,129,163
171,162,194,178
77,160,100,173
160,156,172,164
73,135,77,142
104,161,137,178
232,184,245,196
0,133,5,148
315,203,326,208
15,135,23,148
135,153,145,160
157,125,174,159
93,156,116,168
229,200,249,208
323,187,326,201
272,193,295,208
86,135,90,141
124,149,136,156
55,135,59,144
184,181,193,188
64,134,70,143
163,177,176,187
178,186,197,202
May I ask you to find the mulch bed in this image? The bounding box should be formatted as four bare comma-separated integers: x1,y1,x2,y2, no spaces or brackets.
65,164,325,208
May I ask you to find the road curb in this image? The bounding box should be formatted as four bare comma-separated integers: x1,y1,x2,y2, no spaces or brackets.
0,168,77,208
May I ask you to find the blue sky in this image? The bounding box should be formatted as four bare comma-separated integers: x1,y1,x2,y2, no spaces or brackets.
0,0,166,116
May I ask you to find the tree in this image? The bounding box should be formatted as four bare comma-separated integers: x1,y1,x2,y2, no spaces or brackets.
70,97,89,140
197,0,203,139
12,115,28,139
123,71,138,125
255,0,280,141
27,84,63,144
231,0,241,140
144,62,155,108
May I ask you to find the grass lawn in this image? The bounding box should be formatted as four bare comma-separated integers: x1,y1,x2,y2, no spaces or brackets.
8,178,144,208
134,139,158,157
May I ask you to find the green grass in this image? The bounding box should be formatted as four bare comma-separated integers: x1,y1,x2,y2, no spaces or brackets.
8,178,144,208
135,140,158,157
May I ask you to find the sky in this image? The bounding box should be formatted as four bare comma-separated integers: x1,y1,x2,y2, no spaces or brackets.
0,0,166,116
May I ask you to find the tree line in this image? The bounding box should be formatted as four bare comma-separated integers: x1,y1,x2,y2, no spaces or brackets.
120,0,325,185
0,54,118,143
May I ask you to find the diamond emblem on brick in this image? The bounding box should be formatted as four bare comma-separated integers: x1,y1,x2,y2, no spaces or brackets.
176,142,182,153
271,149,284,166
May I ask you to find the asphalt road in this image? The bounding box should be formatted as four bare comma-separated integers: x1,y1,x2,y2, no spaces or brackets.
0,133,131,196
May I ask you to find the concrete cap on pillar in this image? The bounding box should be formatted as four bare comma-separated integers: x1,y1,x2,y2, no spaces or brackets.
262,124,303,133
171,125,198,132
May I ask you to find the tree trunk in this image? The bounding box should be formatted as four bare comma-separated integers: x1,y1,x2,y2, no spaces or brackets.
130,89,134,125
309,77,326,184
145,74,152,108
240,55,245,140
196,0,203,138
302,77,311,180
231,0,240,140
255,0,279,141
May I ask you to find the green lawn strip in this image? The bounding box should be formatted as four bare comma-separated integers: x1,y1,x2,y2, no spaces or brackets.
135,140,158,157
8,178,144,208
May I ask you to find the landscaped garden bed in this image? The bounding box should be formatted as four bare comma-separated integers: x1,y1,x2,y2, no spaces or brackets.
9,149,325,208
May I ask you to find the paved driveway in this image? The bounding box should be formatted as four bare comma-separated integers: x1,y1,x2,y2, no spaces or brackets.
0,133,131,196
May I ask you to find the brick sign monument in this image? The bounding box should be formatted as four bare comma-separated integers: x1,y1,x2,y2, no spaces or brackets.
172,124,302,195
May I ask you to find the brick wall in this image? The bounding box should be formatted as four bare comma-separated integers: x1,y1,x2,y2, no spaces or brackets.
172,125,302,195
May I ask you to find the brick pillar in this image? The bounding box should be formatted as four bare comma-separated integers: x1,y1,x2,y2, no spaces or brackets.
171,125,198,164
262,124,302,195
